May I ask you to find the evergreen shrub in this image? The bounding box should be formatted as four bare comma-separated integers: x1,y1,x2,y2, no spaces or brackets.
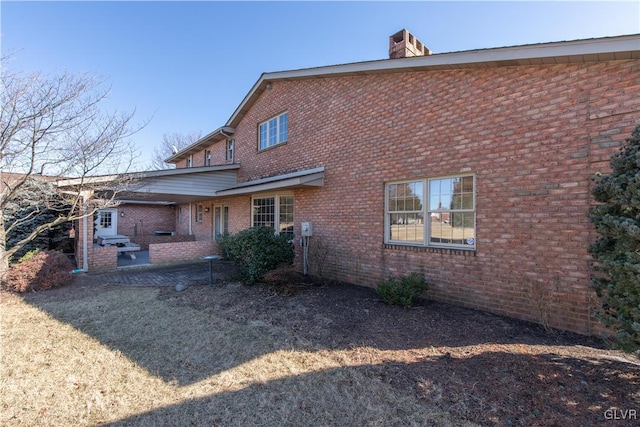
377,272,428,307
218,226,294,284
590,124,640,353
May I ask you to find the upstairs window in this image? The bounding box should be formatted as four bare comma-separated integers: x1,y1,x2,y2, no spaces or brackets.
226,139,235,162
204,150,211,166
258,112,288,150
186,155,193,168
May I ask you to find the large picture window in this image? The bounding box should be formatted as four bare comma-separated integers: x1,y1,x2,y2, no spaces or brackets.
252,194,294,240
387,181,424,244
385,175,475,249
258,112,288,150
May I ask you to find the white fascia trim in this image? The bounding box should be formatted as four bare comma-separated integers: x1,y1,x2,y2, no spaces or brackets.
164,126,236,163
116,200,176,206
216,167,325,196
227,34,640,127
56,164,240,187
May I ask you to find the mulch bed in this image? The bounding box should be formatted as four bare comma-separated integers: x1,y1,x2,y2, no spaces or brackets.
157,272,639,427
23,264,639,426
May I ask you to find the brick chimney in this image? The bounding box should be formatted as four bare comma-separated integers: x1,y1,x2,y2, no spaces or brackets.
389,29,431,59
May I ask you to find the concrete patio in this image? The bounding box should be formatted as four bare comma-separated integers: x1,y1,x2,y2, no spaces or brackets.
77,258,239,288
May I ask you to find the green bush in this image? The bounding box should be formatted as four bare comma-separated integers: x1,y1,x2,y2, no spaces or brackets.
218,226,294,284
2,250,74,293
590,124,640,353
377,272,428,307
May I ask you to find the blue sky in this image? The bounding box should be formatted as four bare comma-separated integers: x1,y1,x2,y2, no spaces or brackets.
3,1,639,170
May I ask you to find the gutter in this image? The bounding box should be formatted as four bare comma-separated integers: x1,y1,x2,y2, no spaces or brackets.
226,34,640,128
164,126,236,164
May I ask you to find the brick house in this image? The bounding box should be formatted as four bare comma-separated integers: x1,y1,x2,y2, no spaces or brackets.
65,30,640,335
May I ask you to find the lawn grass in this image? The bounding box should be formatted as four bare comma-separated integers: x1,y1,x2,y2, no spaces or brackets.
0,286,472,426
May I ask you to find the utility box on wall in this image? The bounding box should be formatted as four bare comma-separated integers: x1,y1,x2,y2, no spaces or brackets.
301,222,313,237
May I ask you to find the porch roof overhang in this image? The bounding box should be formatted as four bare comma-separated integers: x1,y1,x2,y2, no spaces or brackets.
56,164,240,204
215,167,325,197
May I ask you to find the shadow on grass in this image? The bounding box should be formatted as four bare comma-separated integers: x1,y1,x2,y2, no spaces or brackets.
99,351,639,427
19,266,640,426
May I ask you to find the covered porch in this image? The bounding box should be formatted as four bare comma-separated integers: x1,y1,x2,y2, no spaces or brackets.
58,165,326,272
57,164,239,272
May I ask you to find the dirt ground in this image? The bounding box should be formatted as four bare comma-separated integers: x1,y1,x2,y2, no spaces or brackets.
18,263,640,426
137,264,638,427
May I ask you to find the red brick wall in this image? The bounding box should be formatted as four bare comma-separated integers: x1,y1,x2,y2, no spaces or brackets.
174,197,251,238
88,245,117,272
175,138,231,169
172,202,212,241
222,196,252,234
116,204,175,238
129,234,195,250
173,59,640,334
149,240,216,264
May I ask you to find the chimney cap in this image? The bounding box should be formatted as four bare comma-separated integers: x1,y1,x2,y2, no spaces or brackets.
389,29,431,59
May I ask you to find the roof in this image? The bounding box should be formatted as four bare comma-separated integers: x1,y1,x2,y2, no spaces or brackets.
226,34,640,128
57,164,240,204
56,164,240,186
164,126,235,164
215,167,325,196
167,33,640,162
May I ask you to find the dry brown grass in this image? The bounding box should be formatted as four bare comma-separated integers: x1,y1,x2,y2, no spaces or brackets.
0,286,473,427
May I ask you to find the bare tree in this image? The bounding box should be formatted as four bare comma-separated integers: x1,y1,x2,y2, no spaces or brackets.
148,131,201,170
0,59,142,272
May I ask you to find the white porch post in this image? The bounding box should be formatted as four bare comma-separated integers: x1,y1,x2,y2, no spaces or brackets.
80,190,93,271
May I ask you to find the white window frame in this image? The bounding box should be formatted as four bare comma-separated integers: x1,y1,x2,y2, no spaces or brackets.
186,154,193,168
213,204,229,240
258,112,288,150
195,204,203,223
204,150,211,166
251,193,294,239
226,139,235,162
385,174,476,250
